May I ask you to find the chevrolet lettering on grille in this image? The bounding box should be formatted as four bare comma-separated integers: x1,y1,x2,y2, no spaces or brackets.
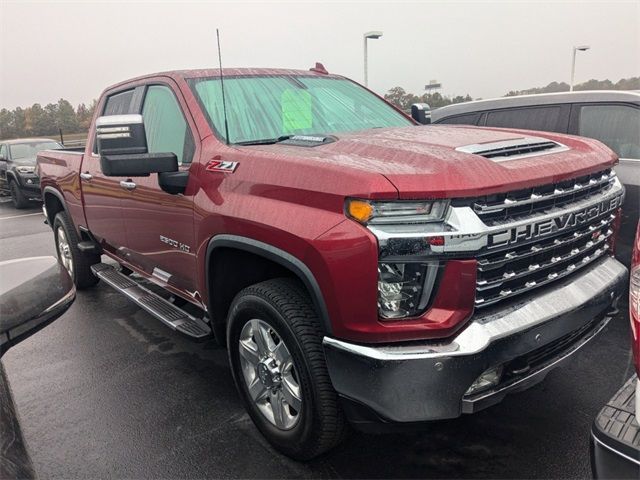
487,195,623,249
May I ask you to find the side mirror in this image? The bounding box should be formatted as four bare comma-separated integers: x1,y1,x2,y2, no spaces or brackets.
0,256,75,357
96,114,148,156
96,114,179,178
411,103,432,125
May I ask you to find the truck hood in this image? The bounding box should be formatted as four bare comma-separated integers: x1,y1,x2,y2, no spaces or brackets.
249,125,617,199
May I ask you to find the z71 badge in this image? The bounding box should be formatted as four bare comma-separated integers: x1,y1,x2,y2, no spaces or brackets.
206,160,239,173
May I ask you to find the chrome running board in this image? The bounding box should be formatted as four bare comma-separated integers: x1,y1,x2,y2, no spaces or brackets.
91,263,211,339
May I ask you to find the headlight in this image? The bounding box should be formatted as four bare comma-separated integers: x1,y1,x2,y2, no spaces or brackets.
378,261,440,319
346,199,449,225
16,166,36,174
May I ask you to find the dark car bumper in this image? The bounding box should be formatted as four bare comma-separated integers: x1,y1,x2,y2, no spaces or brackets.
323,256,627,428
591,376,640,479
15,174,41,199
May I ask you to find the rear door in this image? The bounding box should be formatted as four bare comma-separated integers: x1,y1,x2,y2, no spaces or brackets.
120,82,198,296
81,88,144,254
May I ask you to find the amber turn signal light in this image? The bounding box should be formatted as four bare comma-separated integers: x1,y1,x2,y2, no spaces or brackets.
347,199,374,223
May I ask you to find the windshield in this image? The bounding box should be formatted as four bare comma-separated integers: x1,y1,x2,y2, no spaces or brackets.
10,141,62,161
189,75,413,144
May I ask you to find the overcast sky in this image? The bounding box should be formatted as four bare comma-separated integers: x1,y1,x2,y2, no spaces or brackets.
1,0,638,109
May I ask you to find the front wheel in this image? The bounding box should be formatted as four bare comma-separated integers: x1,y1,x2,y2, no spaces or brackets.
9,181,29,209
227,278,347,460
53,212,100,289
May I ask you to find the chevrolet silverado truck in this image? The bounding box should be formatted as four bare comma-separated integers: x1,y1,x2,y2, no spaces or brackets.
37,66,628,460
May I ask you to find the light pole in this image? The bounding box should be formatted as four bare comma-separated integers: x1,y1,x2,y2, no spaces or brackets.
570,45,590,91
363,31,383,87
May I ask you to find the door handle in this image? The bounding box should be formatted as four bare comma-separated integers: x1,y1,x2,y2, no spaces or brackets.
120,180,136,191
80,172,92,181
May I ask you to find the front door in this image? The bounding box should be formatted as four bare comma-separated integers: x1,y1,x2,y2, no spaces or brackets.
81,89,141,254
120,83,198,298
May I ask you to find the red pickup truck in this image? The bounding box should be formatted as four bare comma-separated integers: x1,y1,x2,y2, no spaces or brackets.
37,67,628,460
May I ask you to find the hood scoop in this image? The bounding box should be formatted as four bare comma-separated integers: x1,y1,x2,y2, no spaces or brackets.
455,136,568,161
280,135,337,147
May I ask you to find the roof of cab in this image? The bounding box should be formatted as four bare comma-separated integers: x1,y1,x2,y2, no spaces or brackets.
104,67,342,93
432,90,640,121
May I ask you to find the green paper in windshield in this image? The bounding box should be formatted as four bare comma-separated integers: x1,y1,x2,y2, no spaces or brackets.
281,89,312,132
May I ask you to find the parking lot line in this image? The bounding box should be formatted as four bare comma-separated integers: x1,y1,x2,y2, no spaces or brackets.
0,213,43,220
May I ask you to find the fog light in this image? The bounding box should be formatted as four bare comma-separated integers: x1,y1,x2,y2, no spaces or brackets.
378,262,439,319
465,366,503,396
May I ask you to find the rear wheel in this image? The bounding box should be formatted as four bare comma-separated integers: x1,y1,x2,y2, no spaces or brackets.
9,181,29,209
227,278,347,460
53,212,100,289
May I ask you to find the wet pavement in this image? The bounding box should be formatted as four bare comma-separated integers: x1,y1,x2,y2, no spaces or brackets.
0,199,636,478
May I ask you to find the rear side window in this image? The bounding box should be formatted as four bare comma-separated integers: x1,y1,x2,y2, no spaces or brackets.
437,113,479,125
485,106,562,132
578,104,640,159
142,85,194,165
103,90,135,116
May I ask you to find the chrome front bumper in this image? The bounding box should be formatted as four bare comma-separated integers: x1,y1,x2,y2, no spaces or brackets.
323,255,627,424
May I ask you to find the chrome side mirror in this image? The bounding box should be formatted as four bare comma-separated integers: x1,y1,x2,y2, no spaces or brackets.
411,103,432,125
96,114,148,156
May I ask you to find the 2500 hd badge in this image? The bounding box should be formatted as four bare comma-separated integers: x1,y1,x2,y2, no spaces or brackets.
160,235,191,252
488,195,623,249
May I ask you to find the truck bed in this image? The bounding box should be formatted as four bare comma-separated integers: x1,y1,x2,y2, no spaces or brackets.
37,149,85,229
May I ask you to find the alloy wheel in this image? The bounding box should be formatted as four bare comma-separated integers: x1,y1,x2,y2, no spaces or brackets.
56,227,74,277
238,319,302,430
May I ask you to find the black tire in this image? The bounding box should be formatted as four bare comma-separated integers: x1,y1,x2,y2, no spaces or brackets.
9,180,29,209
227,278,347,460
53,212,100,289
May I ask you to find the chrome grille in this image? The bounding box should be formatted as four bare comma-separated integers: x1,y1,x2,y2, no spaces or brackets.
475,212,616,308
472,169,616,224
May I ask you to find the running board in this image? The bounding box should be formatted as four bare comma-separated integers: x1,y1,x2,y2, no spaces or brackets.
91,263,211,339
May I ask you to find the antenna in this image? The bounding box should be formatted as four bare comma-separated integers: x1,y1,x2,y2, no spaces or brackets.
216,29,231,145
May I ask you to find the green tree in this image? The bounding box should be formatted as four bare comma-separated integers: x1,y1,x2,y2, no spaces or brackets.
12,107,26,137
44,103,59,134
56,98,79,133
385,88,473,111
0,109,15,139
25,104,50,136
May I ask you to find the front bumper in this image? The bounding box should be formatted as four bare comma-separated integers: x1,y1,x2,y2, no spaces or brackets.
15,174,41,199
591,376,640,479
323,255,627,424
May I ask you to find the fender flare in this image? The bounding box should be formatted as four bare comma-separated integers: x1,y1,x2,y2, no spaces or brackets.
6,171,18,185
42,186,69,224
206,234,333,335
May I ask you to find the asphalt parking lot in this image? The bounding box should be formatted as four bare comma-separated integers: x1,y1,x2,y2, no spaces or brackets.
0,198,636,479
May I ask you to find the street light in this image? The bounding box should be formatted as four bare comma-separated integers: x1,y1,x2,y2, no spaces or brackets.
570,45,590,92
363,31,383,87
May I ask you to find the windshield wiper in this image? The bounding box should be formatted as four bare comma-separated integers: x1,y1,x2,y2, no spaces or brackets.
235,135,293,146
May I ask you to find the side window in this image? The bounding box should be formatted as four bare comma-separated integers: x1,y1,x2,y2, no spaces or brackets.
0,144,7,159
437,113,479,125
103,90,135,116
578,104,640,159
142,85,193,165
485,106,562,132
93,89,136,154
